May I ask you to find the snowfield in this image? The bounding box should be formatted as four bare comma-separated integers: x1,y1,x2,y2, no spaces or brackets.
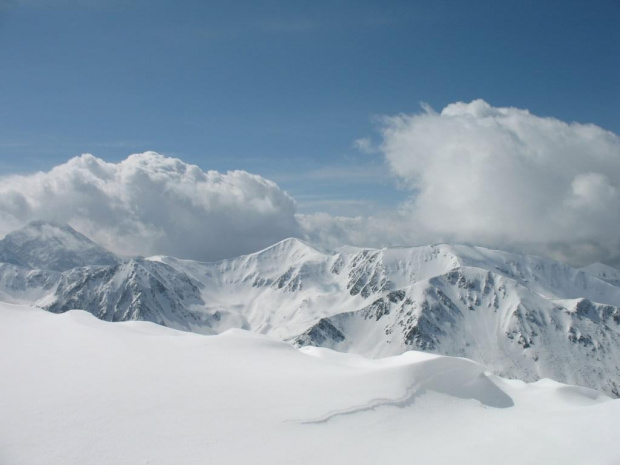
1,302,619,465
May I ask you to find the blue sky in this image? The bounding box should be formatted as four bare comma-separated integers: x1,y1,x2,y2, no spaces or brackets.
0,0,618,216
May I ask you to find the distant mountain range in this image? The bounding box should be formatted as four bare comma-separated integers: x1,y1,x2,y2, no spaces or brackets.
1,220,619,397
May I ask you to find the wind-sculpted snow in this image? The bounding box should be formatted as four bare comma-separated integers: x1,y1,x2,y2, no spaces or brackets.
1,304,618,465
1,223,620,396
295,354,514,424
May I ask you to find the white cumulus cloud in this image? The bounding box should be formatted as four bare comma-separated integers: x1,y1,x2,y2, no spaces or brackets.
304,99,620,265
0,152,302,260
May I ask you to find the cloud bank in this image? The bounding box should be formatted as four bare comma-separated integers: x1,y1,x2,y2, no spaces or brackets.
0,152,301,261
303,99,620,265
1,100,619,266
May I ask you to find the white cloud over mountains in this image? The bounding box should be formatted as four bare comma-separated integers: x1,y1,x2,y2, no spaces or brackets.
1,100,619,265
375,99,620,264
303,100,620,265
0,152,301,260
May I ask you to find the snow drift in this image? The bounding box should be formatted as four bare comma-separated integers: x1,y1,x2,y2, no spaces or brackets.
0,303,618,465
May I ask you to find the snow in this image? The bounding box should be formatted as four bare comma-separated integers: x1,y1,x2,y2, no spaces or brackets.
0,303,618,465
2,222,620,397
581,262,620,285
0,220,119,271
153,242,620,396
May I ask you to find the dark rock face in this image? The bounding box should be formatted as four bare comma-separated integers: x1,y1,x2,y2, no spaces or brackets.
42,259,209,330
295,318,345,347
347,250,392,298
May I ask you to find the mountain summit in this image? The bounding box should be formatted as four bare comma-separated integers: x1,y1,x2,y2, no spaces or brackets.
0,220,119,271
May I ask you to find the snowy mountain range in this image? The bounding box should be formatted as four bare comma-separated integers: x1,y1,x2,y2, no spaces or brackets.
2,220,620,397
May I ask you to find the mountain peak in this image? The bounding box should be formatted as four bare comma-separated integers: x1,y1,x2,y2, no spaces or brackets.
0,221,119,271
252,237,332,259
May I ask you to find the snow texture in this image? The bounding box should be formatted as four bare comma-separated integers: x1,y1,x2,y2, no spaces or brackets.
0,304,618,465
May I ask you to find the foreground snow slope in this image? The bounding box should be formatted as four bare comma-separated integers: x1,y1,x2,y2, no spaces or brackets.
0,303,618,465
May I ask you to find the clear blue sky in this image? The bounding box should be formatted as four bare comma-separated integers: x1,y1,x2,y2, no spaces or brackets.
0,0,618,215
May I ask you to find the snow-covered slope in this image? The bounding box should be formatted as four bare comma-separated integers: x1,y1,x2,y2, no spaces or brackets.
0,220,119,271
1,223,620,396
581,262,620,286
1,304,618,465
0,262,60,304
